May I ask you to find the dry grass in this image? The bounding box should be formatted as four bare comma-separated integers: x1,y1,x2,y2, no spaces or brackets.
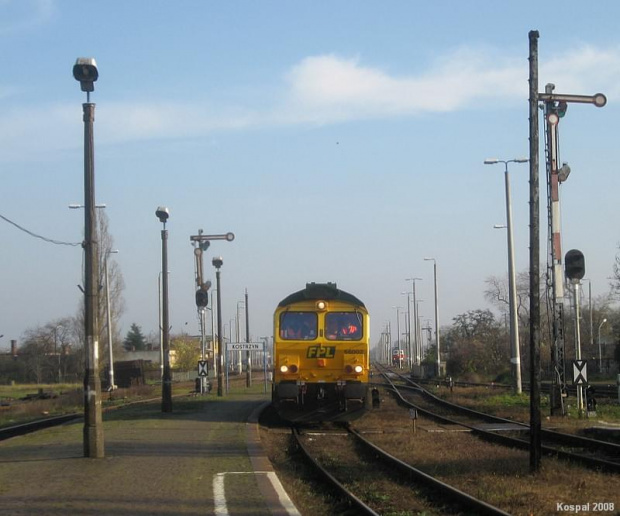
261,389,620,515
353,392,620,515
0,382,179,428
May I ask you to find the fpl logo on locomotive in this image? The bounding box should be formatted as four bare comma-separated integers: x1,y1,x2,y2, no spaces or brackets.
306,346,336,358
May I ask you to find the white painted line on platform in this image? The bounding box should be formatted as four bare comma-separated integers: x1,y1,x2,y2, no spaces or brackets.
213,471,301,516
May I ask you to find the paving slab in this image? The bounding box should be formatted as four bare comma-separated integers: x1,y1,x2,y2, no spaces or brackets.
0,393,299,516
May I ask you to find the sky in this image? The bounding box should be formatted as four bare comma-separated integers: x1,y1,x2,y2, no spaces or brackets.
1,0,619,353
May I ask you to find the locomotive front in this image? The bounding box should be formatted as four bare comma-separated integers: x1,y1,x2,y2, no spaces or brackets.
272,282,370,422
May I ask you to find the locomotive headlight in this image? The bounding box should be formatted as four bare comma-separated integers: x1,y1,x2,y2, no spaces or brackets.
280,365,289,373
316,300,327,311
354,365,364,374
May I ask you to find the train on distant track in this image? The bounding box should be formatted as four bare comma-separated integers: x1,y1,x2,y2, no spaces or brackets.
391,348,405,367
272,282,371,423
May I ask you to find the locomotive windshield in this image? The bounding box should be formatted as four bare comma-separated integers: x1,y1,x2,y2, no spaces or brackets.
325,312,363,341
280,312,317,340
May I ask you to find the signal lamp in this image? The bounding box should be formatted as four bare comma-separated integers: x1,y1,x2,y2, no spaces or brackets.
565,249,585,281
289,364,298,373
344,365,353,374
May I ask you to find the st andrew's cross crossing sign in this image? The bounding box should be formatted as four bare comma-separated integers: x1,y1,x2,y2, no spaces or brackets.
572,360,587,385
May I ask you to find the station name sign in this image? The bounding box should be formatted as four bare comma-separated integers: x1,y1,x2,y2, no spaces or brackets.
226,342,264,351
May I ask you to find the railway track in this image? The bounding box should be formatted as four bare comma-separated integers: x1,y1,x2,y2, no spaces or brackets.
413,376,620,400
292,424,510,515
377,365,620,473
0,394,170,441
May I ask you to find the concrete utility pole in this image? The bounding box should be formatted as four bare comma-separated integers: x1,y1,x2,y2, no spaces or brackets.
484,158,527,395
405,278,422,366
74,57,104,459
245,289,251,388
424,258,441,377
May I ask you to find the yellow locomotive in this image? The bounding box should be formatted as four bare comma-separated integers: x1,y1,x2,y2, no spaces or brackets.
272,282,370,422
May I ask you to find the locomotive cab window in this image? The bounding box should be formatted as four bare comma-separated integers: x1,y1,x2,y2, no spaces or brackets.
280,312,317,340
325,312,363,341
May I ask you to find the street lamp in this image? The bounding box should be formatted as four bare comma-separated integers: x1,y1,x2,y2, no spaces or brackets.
104,249,119,391
74,56,104,458
236,300,245,374
391,306,403,368
212,256,224,396
54,325,63,383
400,291,412,368
484,157,528,394
405,278,422,366
244,288,251,388
424,257,441,377
416,299,424,359
598,318,608,373
156,206,172,412
69,203,107,209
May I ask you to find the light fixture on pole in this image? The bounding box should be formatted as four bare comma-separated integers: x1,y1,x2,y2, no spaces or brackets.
484,157,528,394
598,318,607,373
156,206,172,412
212,256,224,396
424,257,441,377
73,57,104,458
104,249,119,391
391,306,403,368
400,291,412,368
405,278,422,366
54,325,63,383
236,300,245,374
69,203,107,209
244,288,251,388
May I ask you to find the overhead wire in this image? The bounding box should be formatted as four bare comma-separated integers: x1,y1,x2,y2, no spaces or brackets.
0,213,81,247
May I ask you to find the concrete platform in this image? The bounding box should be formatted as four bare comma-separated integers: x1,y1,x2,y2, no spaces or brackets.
0,393,299,516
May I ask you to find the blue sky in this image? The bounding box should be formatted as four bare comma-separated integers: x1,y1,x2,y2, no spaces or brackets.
1,0,619,351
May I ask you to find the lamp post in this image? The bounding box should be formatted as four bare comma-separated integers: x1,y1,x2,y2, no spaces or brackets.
400,291,412,368
158,272,164,381
156,206,172,412
73,57,104,458
424,257,441,377
392,306,403,367
484,157,528,394
245,288,251,388
416,299,424,360
104,250,119,390
405,278,422,366
213,256,224,396
598,318,607,373
236,301,244,374
211,289,217,379
54,325,63,383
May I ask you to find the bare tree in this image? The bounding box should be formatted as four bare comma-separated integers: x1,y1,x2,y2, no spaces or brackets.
20,318,78,383
97,210,125,363
75,210,125,366
612,248,620,299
